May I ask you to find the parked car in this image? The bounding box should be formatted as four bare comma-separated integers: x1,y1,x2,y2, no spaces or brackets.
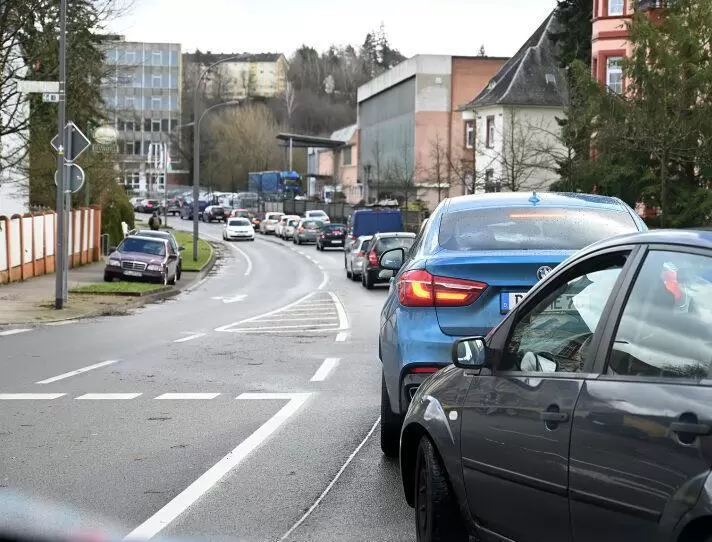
166,198,181,216
344,235,373,281
140,199,161,214
399,228,712,542
223,217,255,241
283,218,300,240
376,192,647,457
304,209,330,224
292,219,323,245
361,232,416,289
127,229,183,281
276,215,300,238
203,205,227,223
180,201,208,221
316,223,347,251
260,212,284,235
104,235,179,285
344,208,403,256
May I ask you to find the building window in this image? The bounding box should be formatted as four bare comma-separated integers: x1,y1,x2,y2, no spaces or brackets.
132,141,141,155
152,51,162,66
125,95,135,109
151,96,161,109
484,169,500,192
608,0,624,16
125,121,135,132
125,51,135,64
606,56,623,94
342,146,352,166
152,119,161,132
152,74,162,88
465,121,474,149
486,116,495,148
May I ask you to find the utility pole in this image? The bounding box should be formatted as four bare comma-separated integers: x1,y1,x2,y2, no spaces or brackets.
54,0,67,309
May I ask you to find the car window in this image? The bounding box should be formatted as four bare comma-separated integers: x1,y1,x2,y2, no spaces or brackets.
607,250,712,380
438,207,639,251
119,238,166,256
376,236,415,253
501,252,629,373
229,219,250,226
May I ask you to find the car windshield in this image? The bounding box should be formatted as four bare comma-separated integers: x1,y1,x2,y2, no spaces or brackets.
324,224,345,231
303,220,322,229
119,237,166,256
376,236,415,253
287,219,299,226
308,211,326,216
229,219,250,226
438,207,638,251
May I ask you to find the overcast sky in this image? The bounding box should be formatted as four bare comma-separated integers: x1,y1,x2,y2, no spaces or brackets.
107,0,557,58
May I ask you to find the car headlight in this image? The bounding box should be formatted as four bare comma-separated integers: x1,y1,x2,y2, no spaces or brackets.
108,259,121,267
147,264,163,271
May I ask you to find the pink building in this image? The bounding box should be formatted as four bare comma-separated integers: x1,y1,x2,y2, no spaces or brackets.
316,125,360,203
356,55,507,210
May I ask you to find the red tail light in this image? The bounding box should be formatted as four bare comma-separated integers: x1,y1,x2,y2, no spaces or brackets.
409,366,440,374
298,227,305,233
398,269,487,307
319,233,325,239
356,251,364,257
368,250,378,266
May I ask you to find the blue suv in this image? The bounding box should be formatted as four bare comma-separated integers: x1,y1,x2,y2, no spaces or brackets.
377,192,647,456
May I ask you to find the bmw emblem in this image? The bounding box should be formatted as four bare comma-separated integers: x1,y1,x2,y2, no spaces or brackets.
536,266,553,280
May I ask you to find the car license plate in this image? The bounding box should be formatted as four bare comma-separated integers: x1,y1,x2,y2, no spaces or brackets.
123,270,142,277
500,292,578,314
330,240,341,244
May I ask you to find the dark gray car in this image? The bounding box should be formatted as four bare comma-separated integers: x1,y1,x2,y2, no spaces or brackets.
293,219,323,244
397,229,712,542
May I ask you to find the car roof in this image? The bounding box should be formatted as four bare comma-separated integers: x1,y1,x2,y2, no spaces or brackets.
124,235,168,244
580,229,712,255
445,191,629,213
373,232,416,239
133,229,172,238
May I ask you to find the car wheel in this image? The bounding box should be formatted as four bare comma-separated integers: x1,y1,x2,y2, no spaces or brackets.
168,271,176,285
364,271,374,289
103,272,112,282
414,437,468,542
176,265,182,281
346,265,352,279
381,374,402,458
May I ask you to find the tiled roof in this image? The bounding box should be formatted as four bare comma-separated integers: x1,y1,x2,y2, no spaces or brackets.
183,51,284,63
460,10,568,110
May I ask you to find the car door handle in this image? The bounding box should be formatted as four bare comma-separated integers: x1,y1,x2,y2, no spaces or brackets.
540,411,569,423
669,421,712,436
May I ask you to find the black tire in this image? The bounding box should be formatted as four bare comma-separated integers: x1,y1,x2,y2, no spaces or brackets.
168,272,176,285
346,266,352,279
103,273,112,282
414,437,468,542
381,374,402,458
364,270,374,289
176,265,182,281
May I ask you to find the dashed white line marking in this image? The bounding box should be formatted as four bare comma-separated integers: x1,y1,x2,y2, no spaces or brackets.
155,393,220,400
335,332,349,342
0,393,66,400
76,393,142,400
278,417,380,541
310,358,340,382
124,392,311,540
328,292,349,331
36,359,120,384
0,328,31,336
173,332,206,343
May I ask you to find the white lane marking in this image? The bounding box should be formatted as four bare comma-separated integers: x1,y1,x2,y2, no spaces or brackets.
45,320,75,326
328,292,349,330
76,393,142,400
256,316,338,323
0,328,31,336
335,332,349,342
310,358,340,382
278,417,380,541
214,291,316,332
210,294,247,304
232,244,253,276
0,393,66,400
124,392,311,540
35,359,120,384
173,332,206,343
222,329,339,334
155,393,220,400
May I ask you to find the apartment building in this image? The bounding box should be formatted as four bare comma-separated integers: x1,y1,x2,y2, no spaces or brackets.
356,54,507,210
183,51,289,100
101,36,182,195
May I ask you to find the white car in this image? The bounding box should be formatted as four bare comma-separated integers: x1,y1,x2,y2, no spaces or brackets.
223,217,255,241
260,212,284,234
304,210,330,224
276,215,300,238
282,218,300,240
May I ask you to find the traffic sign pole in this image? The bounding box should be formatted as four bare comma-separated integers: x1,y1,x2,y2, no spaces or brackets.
62,121,73,302
54,0,67,310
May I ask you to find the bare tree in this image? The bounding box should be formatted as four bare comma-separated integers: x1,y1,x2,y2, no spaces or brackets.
368,137,385,203
282,81,296,124
428,132,448,203
384,140,420,222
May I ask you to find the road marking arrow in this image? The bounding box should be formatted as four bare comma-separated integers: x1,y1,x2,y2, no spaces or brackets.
211,294,247,304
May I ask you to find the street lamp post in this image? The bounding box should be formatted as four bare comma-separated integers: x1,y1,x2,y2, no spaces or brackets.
192,55,243,262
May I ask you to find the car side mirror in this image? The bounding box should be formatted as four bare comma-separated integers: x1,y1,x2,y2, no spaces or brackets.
179,246,185,251
379,248,405,271
451,336,488,368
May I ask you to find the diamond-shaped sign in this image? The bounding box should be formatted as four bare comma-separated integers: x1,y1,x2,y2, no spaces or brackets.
51,121,91,161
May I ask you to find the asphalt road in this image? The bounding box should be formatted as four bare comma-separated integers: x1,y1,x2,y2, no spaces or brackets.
0,213,414,542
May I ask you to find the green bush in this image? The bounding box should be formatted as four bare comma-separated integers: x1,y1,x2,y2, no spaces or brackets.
101,183,134,246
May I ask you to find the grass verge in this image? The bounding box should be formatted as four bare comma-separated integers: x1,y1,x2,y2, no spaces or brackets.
173,230,213,272
70,282,168,296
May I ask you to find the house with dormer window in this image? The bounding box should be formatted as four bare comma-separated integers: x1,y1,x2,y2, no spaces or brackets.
460,11,569,193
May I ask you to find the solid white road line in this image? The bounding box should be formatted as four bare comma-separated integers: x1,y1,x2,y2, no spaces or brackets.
0,328,31,336
124,392,311,540
328,291,349,331
35,359,120,384
335,332,349,342
278,417,381,541
76,393,142,400
214,291,316,332
232,244,253,276
310,358,340,382
0,393,66,400
155,393,220,400
45,320,75,326
256,316,338,323
173,332,206,343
